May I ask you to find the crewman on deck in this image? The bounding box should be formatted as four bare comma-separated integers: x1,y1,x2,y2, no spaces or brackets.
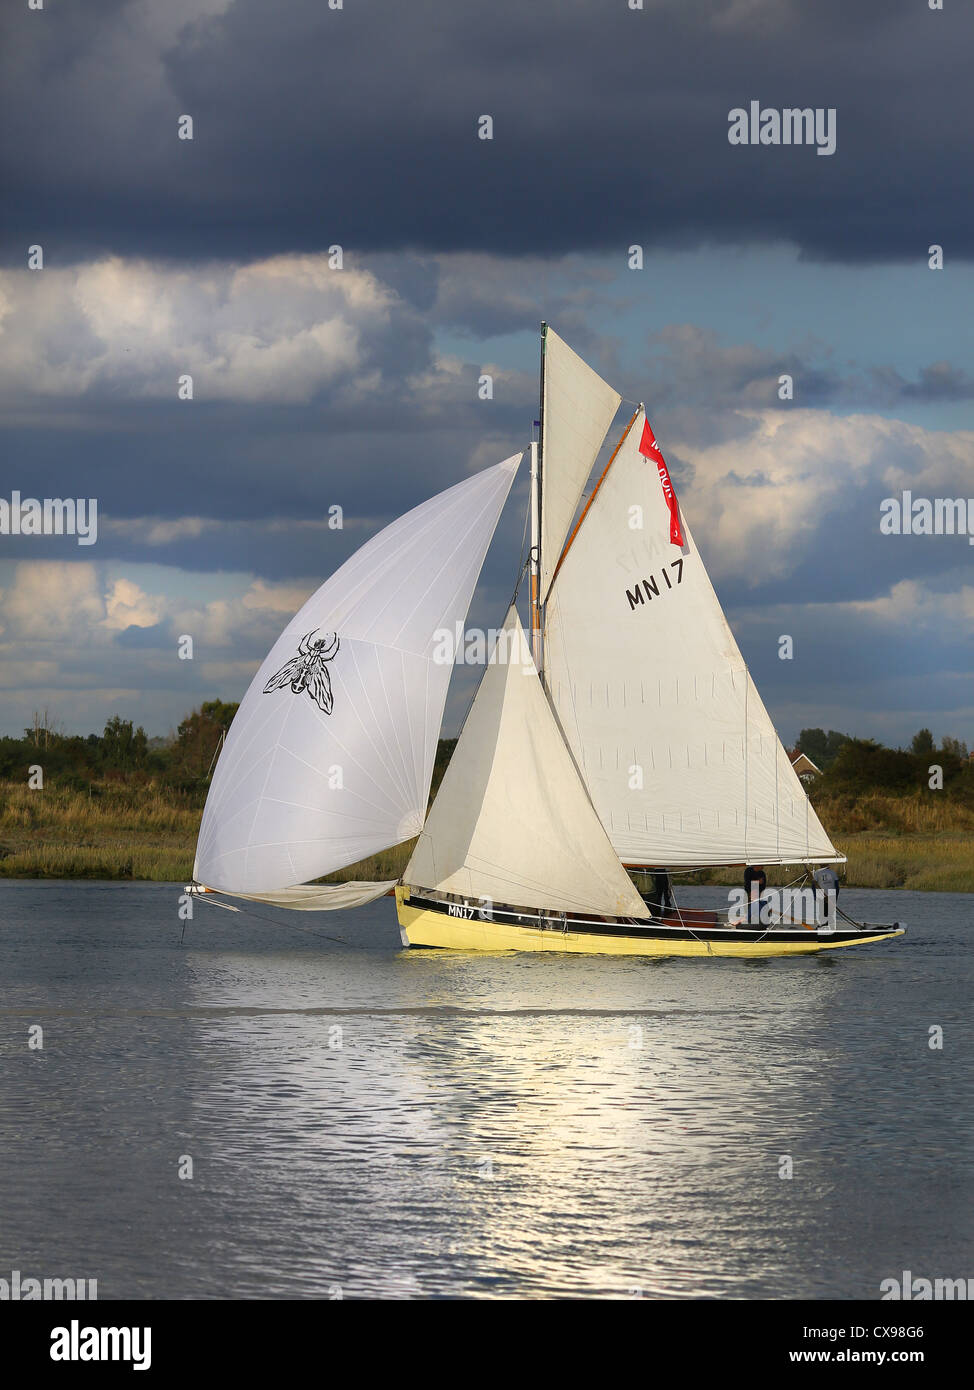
743,864,767,924
650,869,675,917
812,865,840,925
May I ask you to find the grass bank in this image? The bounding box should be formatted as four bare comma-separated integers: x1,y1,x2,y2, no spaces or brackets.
679,835,974,895
0,780,971,892
0,781,202,881
660,794,974,894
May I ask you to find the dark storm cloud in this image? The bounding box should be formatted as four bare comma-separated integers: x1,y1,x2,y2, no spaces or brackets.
732,606,974,747
115,621,169,649
875,362,974,403
2,0,971,265
640,326,974,411
1,392,532,551
0,245,541,553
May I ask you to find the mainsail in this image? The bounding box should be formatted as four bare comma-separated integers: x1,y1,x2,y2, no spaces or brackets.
404,607,650,918
194,455,521,897
539,327,622,601
544,409,840,867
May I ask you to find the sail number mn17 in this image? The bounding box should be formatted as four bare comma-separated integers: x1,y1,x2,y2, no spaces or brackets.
626,558,685,611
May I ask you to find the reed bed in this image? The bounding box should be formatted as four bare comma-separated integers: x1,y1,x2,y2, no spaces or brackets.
1,779,971,891
0,843,193,881
686,835,974,894
813,791,974,836
0,781,202,835
0,780,201,880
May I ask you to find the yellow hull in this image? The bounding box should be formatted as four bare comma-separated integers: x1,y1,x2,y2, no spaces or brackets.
395,889,904,958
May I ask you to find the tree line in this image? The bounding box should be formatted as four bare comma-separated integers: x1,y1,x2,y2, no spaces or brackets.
1,702,969,803
796,727,973,799
0,701,240,791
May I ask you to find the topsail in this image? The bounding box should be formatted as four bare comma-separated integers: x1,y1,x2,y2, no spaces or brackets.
539,327,622,602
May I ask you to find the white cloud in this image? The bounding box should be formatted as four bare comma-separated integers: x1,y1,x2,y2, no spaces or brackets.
673,409,974,585
0,254,397,403
0,562,105,640
0,559,321,733
0,560,310,652
241,578,315,614
103,577,163,630
846,578,974,630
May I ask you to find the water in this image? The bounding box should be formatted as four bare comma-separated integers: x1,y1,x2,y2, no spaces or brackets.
0,881,970,1300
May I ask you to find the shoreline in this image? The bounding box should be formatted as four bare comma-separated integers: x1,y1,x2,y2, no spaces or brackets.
2,781,972,893
0,835,970,894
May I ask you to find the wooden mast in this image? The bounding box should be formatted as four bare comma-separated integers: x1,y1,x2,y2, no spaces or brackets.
530,322,546,672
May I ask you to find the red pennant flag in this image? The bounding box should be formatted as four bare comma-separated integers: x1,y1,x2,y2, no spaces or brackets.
639,416,684,547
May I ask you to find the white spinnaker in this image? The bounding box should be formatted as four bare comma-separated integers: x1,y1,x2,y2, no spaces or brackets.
540,327,622,601
216,881,397,911
194,455,521,895
544,411,839,866
405,606,650,918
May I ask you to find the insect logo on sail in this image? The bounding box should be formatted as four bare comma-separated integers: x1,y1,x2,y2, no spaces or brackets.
263,629,340,715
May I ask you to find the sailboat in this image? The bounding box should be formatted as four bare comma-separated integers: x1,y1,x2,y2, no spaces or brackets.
191,325,904,957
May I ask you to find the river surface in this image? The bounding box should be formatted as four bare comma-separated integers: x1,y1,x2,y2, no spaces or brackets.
0,881,970,1299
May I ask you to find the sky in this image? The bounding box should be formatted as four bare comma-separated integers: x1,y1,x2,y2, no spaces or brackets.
0,0,971,746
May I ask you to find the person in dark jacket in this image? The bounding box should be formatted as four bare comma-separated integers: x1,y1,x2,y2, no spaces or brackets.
650,869,675,917
743,864,767,924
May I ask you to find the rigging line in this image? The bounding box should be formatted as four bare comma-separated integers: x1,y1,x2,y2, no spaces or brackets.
508,474,532,606
510,554,531,607
634,865,810,941
536,323,546,633
798,867,860,931
517,465,532,570
775,730,780,861
205,729,225,780
743,671,749,866
746,868,824,938
665,878,711,949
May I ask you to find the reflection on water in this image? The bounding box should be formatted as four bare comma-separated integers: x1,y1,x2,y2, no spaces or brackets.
0,882,971,1298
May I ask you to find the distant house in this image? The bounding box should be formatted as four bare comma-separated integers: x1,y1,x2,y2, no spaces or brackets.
791,751,822,783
